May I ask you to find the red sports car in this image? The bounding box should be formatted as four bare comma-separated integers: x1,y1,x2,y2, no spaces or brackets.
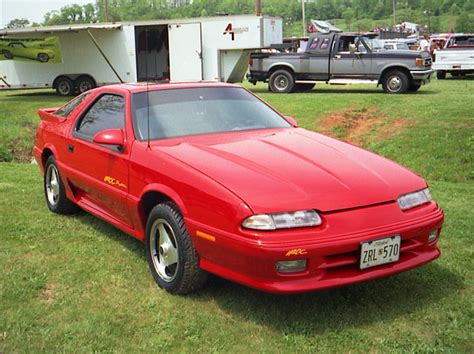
33,83,444,294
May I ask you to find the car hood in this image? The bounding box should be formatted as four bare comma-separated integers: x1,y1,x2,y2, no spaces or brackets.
156,129,426,214
374,50,430,58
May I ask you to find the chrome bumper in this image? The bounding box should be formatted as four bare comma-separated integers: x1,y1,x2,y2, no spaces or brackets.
410,69,434,83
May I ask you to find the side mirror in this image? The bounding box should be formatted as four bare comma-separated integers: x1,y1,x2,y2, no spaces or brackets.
93,129,125,150
285,116,298,127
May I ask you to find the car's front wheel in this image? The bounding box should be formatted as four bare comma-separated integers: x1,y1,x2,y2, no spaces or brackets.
382,70,409,94
44,156,78,214
146,202,207,294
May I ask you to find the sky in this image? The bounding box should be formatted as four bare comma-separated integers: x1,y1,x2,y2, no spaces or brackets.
0,0,93,28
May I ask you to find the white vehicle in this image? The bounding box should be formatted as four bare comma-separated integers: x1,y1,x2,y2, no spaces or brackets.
382,40,410,51
0,15,282,95
433,34,474,79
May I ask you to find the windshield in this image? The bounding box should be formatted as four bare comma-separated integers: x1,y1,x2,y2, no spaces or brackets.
132,87,292,141
365,38,384,51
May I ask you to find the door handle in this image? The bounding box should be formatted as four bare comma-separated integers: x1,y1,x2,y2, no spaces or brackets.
68,144,74,153
334,55,342,59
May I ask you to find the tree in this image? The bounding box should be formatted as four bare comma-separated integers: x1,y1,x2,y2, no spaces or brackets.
5,18,30,29
343,9,354,27
456,12,473,32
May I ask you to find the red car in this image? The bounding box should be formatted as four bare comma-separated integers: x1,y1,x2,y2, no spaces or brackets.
33,83,444,294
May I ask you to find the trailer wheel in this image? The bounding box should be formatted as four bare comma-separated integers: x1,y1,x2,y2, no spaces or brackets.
3,51,13,59
55,77,75,96
436,71,446,80
37,53,49,63
269,69,295,93
76,76,96,94
382,70,409,94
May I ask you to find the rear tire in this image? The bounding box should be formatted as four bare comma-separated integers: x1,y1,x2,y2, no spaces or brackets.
44,156,78,214
382,70,409,94
55,77,74,96
436,71,446,80
269,69,295,93
146,202,207,294
76,76,96,94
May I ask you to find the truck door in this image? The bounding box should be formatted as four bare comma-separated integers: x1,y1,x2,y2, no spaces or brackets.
168,23,203,81
306,35,333,81
330,35,371,78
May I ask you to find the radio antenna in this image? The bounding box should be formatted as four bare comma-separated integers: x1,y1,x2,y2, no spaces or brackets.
145,28,151,149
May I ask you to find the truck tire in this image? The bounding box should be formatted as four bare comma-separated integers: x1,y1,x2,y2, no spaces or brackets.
295,83,315,92
382,70,409,94
55,77,75,96
436,71,446,80
269,69,295,93
76,76,96,94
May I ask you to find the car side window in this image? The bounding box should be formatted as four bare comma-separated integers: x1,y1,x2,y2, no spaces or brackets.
75,94,125,141
309,38,320,49
320,38,330,50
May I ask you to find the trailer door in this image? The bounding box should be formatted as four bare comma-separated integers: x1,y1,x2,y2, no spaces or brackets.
168,23,202,81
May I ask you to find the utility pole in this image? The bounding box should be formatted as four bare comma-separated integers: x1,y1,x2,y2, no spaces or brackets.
255,0,261,16
392,0,396,25
104,0,109,22
302,0,306,37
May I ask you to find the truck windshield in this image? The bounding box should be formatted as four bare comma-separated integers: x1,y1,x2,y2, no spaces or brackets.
132,87,292,141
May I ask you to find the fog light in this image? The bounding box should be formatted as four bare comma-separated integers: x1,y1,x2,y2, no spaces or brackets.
428,229,438,243
276,260,307,273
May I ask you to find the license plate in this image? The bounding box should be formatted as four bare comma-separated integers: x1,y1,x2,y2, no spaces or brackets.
360,235,401,270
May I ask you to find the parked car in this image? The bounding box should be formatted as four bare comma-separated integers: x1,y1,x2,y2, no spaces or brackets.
34,83,444,294
433,34,474,79
0,41,55,62
247,32,433,94
382,40,410,50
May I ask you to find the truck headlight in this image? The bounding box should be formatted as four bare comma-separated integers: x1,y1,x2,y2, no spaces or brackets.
416,58,425,67
242,210,322,230
397,188,432,211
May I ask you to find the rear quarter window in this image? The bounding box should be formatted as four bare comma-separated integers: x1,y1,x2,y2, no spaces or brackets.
55,94,89,118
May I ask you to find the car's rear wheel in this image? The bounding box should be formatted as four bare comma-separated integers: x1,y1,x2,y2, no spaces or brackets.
44,156,78,214
146,202,207,294
269,69,295,93
76,76,96,94
55,77,74,96
436,70,446,80
382,70,409,94
37,53,49,63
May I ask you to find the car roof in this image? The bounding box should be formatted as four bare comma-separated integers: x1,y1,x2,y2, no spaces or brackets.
99,81,240,94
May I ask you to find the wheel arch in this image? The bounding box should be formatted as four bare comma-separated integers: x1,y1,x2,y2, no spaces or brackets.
267,64,296,79
378,65,412,85
41,144,58,169
138,184,188,230
74,74,97,88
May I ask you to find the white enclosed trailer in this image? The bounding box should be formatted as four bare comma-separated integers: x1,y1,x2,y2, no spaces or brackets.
0,15,282,95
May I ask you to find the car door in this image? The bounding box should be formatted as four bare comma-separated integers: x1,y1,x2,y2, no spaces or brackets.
330,35,372,78
66,93,134,227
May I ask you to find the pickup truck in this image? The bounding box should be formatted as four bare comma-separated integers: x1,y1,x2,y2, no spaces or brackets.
247,32,433,94
433,34,474,79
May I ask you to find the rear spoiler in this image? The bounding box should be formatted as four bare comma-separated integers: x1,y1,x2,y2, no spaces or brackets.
38,108,66,123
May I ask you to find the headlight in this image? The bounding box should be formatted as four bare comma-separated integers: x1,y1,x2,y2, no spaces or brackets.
242,210,322,230
397,188,432,211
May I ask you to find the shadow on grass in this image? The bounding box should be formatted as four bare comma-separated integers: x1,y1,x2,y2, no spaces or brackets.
72,210,463,335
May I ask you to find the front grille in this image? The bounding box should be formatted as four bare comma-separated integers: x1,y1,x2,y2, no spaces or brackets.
425,58,432,67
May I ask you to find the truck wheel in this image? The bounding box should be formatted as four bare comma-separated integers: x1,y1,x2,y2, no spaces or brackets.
55,77,74,96
76,76,96,94
436,71,446,80
382,70,409,94
4,51,13,59
408,83,421,91
269,70,295,93
146,202,207,294
295,83,315,91
37,53,49,63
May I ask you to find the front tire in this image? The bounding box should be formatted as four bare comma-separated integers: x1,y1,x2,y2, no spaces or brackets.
269,69,295,93
146,202,207,294
382,70,409,94
436,70,446,80
44,156,78,214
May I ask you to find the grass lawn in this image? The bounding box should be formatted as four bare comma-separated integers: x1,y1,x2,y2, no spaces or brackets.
1,79,473,352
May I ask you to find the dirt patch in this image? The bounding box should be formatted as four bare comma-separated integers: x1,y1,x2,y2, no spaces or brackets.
7,121,37,163
317,107,411,146
39,283,56,304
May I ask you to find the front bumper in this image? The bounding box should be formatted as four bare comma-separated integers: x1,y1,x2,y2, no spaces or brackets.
410,69,434,84
186,201,444,294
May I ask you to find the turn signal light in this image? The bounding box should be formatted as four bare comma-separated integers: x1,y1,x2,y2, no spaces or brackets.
276,260,307,273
